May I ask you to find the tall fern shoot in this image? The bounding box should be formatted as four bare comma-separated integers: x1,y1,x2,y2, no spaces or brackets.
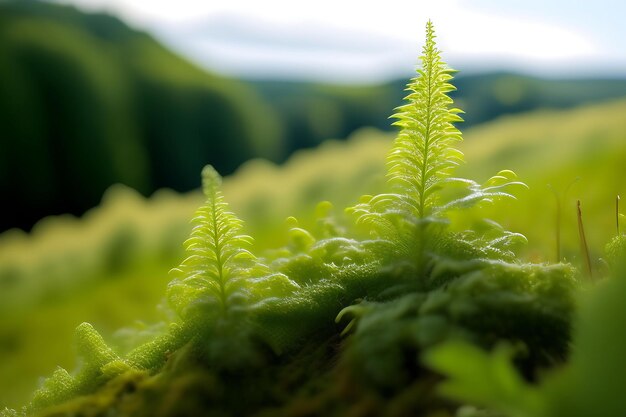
167,165,258,320
388,20,464,219
349,21,526,281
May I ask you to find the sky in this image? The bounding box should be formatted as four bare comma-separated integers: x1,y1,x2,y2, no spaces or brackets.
51,0,626,83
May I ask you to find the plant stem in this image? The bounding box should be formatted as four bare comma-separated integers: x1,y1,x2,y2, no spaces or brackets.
547,185,561,263
577,200,592,279
617,195,621,236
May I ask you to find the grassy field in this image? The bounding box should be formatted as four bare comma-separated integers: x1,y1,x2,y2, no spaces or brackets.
1,97,625,407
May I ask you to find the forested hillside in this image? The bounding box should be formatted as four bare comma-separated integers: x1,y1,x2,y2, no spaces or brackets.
0,0,282,231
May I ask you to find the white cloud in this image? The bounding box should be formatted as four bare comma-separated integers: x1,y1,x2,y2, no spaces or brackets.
435,11,598,61
52,0,611,80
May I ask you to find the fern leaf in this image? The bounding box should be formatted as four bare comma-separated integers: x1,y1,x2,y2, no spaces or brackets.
348,21,465,242
346,21,528,281
387,20,464,219
167,165,258,319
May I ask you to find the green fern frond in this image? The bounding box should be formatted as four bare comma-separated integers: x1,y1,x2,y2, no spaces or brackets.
167,165,259,319
347,21,465,243
344,21,529,291
351,23,525,227
387,20,464,219
440,170,527,213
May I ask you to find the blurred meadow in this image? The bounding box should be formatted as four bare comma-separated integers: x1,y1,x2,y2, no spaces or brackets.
1,0,626,409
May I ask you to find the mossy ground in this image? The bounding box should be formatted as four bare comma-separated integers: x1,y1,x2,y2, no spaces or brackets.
34,334,454,417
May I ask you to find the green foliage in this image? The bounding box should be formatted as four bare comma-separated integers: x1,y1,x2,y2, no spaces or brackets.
423,341,544,417
0,0,283,232
342,261,575,389
1,21,587,417
168,165,302,338
387,21,464,219
424,262,626,417
545,263,626,417
28,323,130,410
167,166,262,319
5,165,304,413
3,94,626,412
348,22,527,288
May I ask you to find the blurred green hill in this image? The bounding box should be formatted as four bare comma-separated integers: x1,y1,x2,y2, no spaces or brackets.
3,0,626,234
0,0,283,232
248,73,626,155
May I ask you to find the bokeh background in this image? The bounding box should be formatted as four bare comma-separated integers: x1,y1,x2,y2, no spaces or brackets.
1,0,625,408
